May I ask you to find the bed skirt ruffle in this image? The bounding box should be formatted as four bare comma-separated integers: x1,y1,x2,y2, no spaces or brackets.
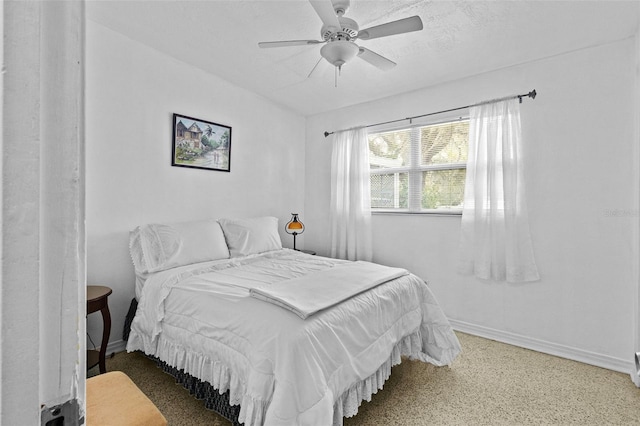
150,355,243,425
332,332,419,423
127,287,461,426
140,327,458,426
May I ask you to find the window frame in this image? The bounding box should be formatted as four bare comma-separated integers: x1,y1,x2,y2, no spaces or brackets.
368,114,470,216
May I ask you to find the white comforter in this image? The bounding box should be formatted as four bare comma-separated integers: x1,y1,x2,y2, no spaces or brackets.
127,249,461,426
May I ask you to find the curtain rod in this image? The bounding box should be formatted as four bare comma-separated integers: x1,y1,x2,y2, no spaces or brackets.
323,89,537,137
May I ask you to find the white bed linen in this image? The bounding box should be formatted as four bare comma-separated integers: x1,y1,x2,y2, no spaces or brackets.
127,249,461,426
250,261,409,319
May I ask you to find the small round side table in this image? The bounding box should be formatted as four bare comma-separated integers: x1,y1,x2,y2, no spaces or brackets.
87,285,112,374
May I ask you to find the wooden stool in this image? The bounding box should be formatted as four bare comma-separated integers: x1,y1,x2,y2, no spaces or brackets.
86,371,167,426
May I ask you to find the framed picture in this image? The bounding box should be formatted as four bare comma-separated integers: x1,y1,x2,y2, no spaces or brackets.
172,113,232,172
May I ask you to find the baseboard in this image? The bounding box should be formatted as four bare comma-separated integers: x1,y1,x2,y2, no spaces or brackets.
104,339,127,356
449,319,634,375
87,340,127,373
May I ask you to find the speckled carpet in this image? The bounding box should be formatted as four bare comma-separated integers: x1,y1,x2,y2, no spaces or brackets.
92,332,640,425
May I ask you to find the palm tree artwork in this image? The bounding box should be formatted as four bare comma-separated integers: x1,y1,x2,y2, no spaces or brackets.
172,113,232,172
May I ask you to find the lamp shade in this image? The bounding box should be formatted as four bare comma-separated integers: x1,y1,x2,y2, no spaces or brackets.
285,213,305,235
285,213,304,251
320,40,359,68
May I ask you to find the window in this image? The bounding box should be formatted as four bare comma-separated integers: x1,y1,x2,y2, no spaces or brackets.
368,119,469,213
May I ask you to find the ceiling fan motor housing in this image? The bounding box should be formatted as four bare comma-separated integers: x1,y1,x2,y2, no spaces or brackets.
320,16,359,41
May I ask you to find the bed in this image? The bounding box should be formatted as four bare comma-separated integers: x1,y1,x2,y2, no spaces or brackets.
126,216,461,425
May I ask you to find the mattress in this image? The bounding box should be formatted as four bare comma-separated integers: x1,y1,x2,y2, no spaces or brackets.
127,249,461,425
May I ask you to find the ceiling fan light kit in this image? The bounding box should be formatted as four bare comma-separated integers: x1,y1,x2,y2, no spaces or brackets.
320,40,359,69
258,0,423,82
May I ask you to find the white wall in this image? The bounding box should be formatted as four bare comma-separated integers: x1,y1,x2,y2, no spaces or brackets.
2,1,85,423
633,12,640,386
1,2,41,423
40,0,86,413
86,21,306,352
305,37,638,373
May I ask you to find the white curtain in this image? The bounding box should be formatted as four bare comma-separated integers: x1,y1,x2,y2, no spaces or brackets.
458,99,540,282
330,127,373,261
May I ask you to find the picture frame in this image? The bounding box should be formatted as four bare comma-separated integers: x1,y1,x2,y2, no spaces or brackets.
172,113,232,172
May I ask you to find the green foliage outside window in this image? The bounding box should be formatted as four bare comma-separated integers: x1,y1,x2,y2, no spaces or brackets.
369,120,469,212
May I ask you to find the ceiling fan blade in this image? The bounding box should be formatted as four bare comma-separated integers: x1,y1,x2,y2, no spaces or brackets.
358,15,423,40
258,40,323,48
357,47,396,71
308,0,341,30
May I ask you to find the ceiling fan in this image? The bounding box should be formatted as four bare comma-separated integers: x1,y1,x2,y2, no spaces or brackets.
258,0,423,78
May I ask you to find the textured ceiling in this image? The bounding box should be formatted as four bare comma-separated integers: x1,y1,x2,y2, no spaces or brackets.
87,0,639,116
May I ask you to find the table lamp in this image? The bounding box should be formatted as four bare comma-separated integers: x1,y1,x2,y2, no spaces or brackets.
285,213,304,250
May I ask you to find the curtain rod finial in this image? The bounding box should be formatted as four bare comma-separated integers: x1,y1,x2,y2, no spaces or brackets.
324,131,331,138
529,89,537,99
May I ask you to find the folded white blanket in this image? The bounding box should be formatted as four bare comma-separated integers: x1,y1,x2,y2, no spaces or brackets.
250,261,408,319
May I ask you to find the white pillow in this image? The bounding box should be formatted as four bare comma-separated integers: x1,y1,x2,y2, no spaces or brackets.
129,218,230,275
218,216,282,257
